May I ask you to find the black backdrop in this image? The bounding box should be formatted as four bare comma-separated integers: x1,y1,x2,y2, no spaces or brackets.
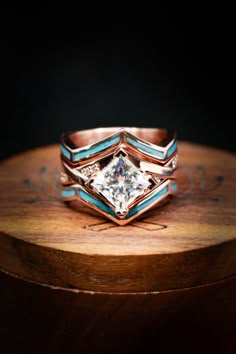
1,10,234,160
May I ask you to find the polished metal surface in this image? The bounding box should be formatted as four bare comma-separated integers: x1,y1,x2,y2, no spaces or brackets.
60,127,178,225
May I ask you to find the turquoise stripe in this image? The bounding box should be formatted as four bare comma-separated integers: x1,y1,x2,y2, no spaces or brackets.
126,137,164,159
127,185,168,218
60,144,71,160
61,189,76,198
78,190,118,218
167,140,177,157
171,182,178,191
73,136,120,161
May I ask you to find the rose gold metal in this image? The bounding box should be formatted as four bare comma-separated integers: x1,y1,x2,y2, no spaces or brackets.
60,127,178,225
67,127,173,147
61,179,177,226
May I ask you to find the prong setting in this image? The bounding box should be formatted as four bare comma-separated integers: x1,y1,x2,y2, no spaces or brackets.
60,128,177,225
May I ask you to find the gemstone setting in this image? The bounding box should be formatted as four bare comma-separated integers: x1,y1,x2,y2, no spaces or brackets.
91,154,151,215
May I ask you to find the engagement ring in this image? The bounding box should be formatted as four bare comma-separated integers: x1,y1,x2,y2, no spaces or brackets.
60,127,178,225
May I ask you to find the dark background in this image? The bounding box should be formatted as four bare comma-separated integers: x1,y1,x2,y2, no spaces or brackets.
0,10,235,354
1,9,234,160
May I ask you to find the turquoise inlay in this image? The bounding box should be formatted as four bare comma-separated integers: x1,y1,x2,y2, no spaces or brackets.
171,182,178,191
78,190,118,218
61,189,76,198
167,140,177,157
126,136,164,159
73,135,120,161
127,185,169,218
60,144,71,160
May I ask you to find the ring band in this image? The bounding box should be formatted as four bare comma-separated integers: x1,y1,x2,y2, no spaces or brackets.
60,127,178,225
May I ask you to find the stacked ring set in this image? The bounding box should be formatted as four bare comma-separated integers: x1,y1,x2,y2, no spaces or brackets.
60,127,178,225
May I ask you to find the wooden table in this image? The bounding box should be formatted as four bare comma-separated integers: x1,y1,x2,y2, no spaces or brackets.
0,142,235,353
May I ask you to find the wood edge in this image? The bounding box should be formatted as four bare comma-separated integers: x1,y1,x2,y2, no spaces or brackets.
0,230,235,293
0,143,59,164
179,140,236,156
1,267,235,296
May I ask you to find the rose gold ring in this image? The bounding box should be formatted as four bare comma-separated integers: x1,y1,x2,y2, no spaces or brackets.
60,127,178,225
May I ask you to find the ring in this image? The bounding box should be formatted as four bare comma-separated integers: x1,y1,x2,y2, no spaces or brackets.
60,127,178,225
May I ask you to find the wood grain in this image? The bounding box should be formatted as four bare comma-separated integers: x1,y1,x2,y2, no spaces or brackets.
0,142,235,292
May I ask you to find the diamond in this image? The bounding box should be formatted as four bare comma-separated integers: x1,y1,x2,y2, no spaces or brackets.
91,155,151,215
60,172,68,184
172,154,178,169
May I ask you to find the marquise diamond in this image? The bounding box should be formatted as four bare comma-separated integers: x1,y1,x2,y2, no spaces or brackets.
91,155,151,215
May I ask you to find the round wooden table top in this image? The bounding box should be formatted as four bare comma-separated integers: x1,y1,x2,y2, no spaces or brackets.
0,142,235,293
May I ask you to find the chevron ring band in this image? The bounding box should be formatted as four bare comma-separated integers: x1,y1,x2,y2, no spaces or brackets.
60,127,178,226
